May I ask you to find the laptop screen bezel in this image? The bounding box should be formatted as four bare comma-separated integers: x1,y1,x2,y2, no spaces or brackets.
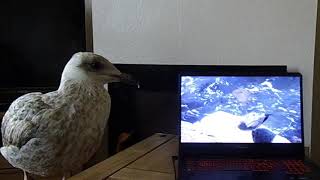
178,72,304,159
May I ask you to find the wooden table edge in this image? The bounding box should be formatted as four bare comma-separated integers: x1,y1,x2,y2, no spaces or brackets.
69,133,175,180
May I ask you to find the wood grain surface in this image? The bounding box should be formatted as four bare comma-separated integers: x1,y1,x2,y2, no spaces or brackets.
69,133,175,180
108,168,173,180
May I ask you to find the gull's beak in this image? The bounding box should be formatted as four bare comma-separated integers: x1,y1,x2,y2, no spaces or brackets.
101,61,139,87
119,73,140,88
102,67,122,83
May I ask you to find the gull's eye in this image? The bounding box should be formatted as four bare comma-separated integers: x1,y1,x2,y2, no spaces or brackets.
89,61,103,71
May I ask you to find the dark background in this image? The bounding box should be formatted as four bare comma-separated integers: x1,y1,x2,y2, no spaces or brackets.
0,0,288,155
0,0,86,88
107,64,287,154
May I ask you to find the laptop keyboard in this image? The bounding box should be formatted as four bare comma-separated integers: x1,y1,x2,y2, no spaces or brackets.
185,159,312,175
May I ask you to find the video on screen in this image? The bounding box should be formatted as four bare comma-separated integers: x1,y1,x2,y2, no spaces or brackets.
180,76,302,143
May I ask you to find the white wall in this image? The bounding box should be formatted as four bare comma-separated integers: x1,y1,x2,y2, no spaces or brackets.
92,0,317,147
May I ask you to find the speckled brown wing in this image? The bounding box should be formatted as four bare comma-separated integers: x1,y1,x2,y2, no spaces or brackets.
1,83,111,177
1,92,51,148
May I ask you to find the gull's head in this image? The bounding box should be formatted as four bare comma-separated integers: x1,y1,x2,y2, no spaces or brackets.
61,52,124,84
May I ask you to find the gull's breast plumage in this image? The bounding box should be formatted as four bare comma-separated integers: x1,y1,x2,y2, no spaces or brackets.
1,80,110,177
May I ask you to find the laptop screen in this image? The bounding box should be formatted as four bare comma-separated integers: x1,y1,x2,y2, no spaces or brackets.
180,75,303,144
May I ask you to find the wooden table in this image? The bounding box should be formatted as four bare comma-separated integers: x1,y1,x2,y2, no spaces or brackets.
70,133,178,180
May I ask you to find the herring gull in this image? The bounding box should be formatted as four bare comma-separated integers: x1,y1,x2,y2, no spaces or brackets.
0,52,131,179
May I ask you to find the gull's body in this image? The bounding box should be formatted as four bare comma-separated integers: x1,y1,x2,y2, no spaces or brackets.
1,52,124,178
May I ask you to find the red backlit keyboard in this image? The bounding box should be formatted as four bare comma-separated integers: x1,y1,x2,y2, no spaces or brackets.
185,159,312,175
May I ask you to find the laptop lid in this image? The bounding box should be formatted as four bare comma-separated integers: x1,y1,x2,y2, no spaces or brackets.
179,72,304,159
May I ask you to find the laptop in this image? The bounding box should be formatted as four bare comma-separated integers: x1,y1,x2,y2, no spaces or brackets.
178,72,314,179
